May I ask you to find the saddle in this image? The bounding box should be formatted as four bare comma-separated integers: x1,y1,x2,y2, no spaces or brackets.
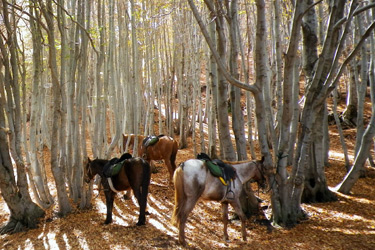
196,153,236,186
103,153,132,178
142,134,164,147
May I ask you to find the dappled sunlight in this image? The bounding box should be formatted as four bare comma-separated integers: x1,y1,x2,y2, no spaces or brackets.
2,124,375,249
328,150,354,162
305,204,375,226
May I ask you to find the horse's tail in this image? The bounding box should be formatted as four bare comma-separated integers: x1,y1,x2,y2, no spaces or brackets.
142,160,151,196
171,164,185,227
137,159,151,225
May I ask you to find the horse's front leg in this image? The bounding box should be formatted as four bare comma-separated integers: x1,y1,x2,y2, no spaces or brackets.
221,202,229,241
231,199,247,241
104,190,115,224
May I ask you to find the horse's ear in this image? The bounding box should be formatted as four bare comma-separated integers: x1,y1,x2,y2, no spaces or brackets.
87,157,91,163
261,156,265,163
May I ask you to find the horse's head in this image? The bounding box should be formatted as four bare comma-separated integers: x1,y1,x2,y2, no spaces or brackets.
84,158,96,183
253,159,267,190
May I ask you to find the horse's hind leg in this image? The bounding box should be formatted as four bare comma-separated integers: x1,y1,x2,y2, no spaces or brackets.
231,200,247,241
177,197,198,245
221,203,230,241
164,158,174,182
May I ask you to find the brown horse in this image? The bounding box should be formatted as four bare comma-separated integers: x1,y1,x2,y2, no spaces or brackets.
122,134,145,154
85,155,151,225
139,135,178,181
171,157,266,245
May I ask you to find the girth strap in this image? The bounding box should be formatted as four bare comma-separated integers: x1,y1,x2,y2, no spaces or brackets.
221,178,236,202
107,178,120,193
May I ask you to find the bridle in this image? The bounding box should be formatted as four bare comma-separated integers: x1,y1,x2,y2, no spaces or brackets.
254,161,268,193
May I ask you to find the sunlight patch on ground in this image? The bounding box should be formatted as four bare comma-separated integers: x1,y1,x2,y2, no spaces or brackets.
95,199,107,214
148,194,172,212
62,233,71,249
314,226,375,235
149,218,176,236
331,189,374,205
73,230,90,249
42,232,59,249
304,204,375,227
24,238,33,250
147,194,178,236
329,150,354,161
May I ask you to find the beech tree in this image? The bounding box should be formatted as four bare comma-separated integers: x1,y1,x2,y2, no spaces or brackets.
0,1,45,233
188,0,375,227
1,0,375,235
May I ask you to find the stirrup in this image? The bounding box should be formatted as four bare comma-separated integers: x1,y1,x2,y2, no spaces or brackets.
226,189,235,200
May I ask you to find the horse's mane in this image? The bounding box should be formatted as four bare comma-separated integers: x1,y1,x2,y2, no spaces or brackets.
93,158,109,166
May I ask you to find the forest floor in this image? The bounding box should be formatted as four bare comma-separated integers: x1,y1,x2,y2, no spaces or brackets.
1,123,375,249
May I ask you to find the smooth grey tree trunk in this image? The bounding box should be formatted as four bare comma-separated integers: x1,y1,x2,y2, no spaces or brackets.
0,1,45,233
40,0,72,217
227,0,247,161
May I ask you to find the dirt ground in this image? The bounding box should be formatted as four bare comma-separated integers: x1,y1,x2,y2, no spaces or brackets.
1,124,375,250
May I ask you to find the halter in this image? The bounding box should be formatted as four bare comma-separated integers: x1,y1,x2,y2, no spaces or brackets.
254,161,268,195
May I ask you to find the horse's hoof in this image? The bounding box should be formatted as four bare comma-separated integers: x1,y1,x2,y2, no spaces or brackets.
104,220,112,224
136,221,146,226
145,211,150,215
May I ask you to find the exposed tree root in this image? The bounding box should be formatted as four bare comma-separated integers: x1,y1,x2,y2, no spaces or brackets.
0,218,25,235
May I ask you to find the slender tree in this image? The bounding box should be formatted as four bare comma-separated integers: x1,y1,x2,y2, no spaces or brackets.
0,1,45,233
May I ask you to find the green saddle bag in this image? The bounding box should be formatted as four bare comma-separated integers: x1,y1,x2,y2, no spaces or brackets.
105,161,124,177
205,160,223,177
143,135,159,147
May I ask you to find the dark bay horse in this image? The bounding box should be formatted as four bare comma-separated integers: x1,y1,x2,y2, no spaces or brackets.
139,135,178,181
171,157,266,245
85,156,151,226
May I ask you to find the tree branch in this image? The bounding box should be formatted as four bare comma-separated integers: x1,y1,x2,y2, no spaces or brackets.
187,0,258,94
328,20,375,93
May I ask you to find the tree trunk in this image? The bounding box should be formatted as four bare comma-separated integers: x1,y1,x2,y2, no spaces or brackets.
336,7,375,194
28,4,53,208
207,0,236,161
227,0,247,161
302,106,337,203
40,0,72,216
207,20,218,159
0,2,45,233
301,0,337,203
